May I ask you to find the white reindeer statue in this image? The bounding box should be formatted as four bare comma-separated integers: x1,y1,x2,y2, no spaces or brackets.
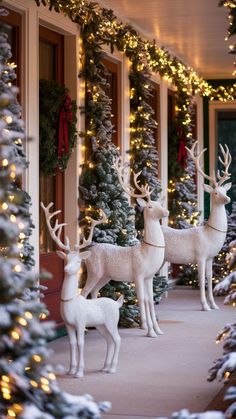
162,141,232,311
81,158,169,338
41,202,123,378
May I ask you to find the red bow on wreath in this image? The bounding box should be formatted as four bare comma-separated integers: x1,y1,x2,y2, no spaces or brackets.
58,94,73,159
177,127,187,169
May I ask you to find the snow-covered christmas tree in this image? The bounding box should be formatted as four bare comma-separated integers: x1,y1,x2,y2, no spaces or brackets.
78,21,141,327
207,237,236,419
212,201,236,286
0,15,109,418
168,115,199,286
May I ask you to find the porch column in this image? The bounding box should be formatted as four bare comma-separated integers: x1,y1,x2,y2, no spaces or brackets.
24,5,40,272
159,79,169,278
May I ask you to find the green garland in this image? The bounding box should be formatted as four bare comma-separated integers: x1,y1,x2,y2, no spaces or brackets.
78,12,141,327
36,0,236,100
39,79,77,175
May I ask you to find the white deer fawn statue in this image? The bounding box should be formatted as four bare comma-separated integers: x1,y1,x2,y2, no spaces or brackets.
162,141,232,311
81,158,169,338
41,202,123,378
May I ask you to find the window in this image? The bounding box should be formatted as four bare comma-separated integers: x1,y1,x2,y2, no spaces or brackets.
39,26,64,253
168,89,176,123
39,26,65,327
0,9,22,94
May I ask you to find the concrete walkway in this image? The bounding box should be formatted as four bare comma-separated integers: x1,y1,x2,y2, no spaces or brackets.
49,288,234,418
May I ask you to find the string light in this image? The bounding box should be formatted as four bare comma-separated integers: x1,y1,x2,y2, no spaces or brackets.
224,371,231,379
14,265,21,273
32,355,42,362
11,329,21,340
2,158,8,166
24,311,33,319
17,317,27,327
30,380,38,388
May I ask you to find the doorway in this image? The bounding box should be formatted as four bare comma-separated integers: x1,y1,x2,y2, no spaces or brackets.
216,109,236,208
209,102,236,213
39,26,65,327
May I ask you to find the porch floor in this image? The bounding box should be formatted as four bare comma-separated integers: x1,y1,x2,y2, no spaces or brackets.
48,287,234,418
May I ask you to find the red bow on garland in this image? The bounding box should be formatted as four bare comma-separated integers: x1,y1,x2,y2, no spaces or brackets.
58,94,73,159
177,127,187,169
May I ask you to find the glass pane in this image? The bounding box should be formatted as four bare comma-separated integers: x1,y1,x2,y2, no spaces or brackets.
39,36,57,254
3,23,13,46
2,22,19,87
39,41,55,80
39,173,56,252
168,93,175,123
217,110,236,210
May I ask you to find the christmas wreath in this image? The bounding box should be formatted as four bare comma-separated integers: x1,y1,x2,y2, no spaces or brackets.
39,79,77,175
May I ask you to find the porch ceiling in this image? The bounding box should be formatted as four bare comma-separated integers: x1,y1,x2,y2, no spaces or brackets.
99,0,235,80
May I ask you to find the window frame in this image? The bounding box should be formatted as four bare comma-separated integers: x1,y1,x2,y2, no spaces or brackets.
0,8,22,99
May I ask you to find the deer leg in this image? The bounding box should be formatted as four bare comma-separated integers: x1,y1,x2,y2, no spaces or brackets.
198,260,211,311
81,283,95,298
75,326,85,378
104,323,121,373
96,325,114,372
66,325,77,375
109,330,121,373
206,259,219,310
81,275,100,298
146,278,163,336
135,278,147,330
90,277,110,299
144,284,157,337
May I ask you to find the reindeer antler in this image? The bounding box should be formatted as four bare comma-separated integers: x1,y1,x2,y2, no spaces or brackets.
217,144,232,186
185,141,217,187
113,157,152,200
40,202,70,252
186,141,217,187
41,202,108,253
77,209,107,250
186,141,231,188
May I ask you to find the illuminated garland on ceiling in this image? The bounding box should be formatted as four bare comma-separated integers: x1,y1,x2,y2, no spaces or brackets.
36,0,236,103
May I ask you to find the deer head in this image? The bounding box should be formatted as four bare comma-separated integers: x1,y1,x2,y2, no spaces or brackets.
40,202,107,274
186,141,232,206
113,157,169,220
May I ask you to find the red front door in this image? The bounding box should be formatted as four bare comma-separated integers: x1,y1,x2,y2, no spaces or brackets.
39,26,65,327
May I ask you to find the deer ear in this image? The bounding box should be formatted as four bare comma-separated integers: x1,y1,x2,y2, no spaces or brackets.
224,182,232,192
136,198,147,208
80,250,91,260
203,183,213,194
56,250,67,260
